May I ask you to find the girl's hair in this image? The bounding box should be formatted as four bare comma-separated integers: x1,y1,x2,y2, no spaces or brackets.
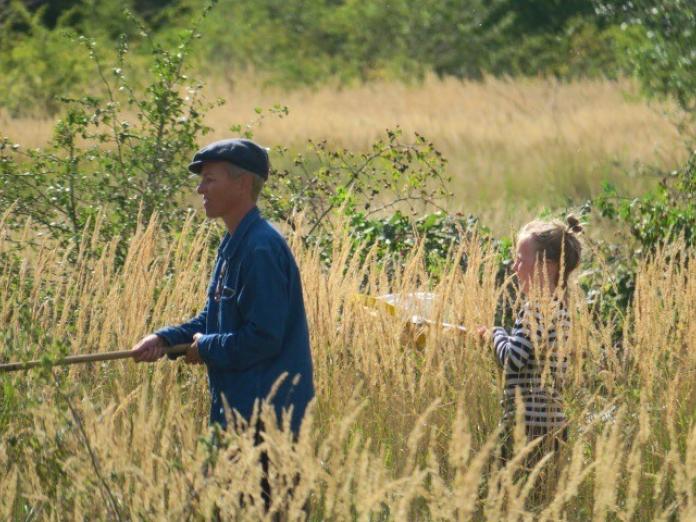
519,215,583,286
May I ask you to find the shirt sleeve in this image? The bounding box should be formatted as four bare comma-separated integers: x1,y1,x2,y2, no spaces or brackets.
490,308,541,371
196,245,288,371
155,301,208,358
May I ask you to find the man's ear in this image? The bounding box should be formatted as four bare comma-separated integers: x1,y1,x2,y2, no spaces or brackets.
244,173,256,198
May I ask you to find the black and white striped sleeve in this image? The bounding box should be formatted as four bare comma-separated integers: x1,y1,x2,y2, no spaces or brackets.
490,308,543,371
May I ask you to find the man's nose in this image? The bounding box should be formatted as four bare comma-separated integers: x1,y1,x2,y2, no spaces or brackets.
196,182,205,194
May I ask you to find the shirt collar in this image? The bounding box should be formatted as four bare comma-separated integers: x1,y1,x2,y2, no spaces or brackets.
220,206,261,259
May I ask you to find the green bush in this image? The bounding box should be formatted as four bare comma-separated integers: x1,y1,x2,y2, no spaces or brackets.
0,4,93,117
598,0,696,126
584,0,696,323
583,153,696,329
0,6,218,260
264,129,452,241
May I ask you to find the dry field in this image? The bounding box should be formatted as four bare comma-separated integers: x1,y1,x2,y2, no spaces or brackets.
0,76,686,225
1,209,696,520
2,77,695,520
208,76,685,205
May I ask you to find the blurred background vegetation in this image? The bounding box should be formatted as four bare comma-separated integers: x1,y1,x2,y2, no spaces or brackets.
0,0,637,116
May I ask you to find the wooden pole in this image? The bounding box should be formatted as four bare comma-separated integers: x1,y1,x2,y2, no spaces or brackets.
0,344,190,373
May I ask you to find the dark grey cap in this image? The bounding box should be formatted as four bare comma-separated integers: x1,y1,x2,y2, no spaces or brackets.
188,138,270,179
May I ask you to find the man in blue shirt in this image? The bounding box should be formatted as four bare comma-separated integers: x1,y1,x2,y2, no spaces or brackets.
131,138,315,437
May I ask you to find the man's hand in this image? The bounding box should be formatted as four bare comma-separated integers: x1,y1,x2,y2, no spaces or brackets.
131,334,166,362
185,333,205,365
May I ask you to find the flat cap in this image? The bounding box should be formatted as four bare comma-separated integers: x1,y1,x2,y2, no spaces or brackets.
188,138,270,179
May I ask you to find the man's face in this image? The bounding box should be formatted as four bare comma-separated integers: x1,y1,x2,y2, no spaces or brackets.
196,161,250,219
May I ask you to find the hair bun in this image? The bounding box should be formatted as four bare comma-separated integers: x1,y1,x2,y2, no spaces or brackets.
566,215,583,234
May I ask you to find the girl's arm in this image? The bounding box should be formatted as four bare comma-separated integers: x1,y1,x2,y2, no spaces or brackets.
491,309,537,371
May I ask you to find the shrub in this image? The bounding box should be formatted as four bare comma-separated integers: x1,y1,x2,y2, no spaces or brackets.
0,3,93,117
583,151,696,329
0,6,218,260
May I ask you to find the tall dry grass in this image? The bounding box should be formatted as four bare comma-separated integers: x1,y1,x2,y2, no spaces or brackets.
210,76,685,205
1,209,695,520
0,76,686,224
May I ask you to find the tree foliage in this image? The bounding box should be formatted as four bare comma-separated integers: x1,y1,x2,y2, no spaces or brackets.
0,6,218,258
582,0,696,320
597,0,696,116
0,0,625,114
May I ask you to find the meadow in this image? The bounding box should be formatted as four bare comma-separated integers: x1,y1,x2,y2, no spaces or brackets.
2,211,696,520
1,76,685,231
1,77,695,520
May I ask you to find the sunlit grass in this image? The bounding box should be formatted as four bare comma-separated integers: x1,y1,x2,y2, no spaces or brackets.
1,211,695,519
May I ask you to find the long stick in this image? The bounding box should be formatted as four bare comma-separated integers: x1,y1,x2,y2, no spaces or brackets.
0,344,190,373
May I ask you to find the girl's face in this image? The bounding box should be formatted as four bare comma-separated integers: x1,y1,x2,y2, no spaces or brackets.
513,235,559,294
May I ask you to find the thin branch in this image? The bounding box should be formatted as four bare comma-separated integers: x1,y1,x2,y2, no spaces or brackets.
90,42,128,175
365,194,448,217
8,174,73,219
303,201,337,240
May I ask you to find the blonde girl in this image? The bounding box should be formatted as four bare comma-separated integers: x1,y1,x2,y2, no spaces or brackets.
479,215,583,464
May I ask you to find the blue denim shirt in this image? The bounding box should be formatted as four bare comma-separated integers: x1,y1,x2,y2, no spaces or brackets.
156,207,314,435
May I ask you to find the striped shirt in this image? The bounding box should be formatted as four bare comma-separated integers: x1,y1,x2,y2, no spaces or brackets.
492,300,570,432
